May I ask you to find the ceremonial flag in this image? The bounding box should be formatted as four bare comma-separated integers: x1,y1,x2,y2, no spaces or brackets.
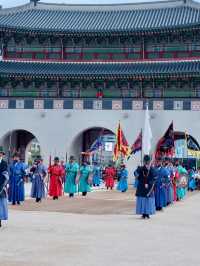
143,103,152,155
156,122,174,157
130,130,142,155
46,154,52,192
49,154,52,167
185,132,200,157
113,122,130,161
88,136,103,152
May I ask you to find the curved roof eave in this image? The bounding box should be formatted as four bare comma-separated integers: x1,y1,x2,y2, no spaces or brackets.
0,23,200,35
0,59,199,79
0,0,200,34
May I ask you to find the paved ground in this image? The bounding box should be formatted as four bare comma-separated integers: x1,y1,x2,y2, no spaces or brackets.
9,188,135,215
1,191,200,266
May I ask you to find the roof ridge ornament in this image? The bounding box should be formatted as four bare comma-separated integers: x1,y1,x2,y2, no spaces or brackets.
30,0,40,7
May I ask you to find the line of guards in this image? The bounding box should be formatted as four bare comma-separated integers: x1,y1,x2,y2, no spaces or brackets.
135,155,200,219
0,151,129,227
1,149,200,226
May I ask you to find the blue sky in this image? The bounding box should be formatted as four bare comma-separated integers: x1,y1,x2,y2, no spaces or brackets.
1,0,149,8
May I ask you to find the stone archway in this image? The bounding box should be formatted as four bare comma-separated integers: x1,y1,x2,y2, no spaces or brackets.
69,127,115,166
0,129,41,164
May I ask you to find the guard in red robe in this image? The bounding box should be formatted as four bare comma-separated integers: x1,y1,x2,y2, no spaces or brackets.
48,157,64,200
104,164,116,190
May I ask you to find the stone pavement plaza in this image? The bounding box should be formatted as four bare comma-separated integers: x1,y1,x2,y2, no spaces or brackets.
0,189,200,266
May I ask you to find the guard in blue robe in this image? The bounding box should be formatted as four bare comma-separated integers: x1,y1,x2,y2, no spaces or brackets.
188,168,196,191
8,153,26,205
64,156,79,197
92,162,101,186
155,158,168,211
133,167,139,189
135,155,157,219
0,148,9,227
117,164,128,192
30,156,47,202
164,160,174,205
78,162,91,196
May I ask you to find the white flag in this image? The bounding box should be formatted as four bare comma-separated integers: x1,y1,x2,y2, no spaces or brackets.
142,103,152,155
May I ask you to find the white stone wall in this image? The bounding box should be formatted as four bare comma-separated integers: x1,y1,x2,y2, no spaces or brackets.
0,109,199,181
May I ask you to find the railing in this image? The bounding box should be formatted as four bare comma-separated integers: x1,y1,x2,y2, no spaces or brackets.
4,43,200,61
0,87,200,98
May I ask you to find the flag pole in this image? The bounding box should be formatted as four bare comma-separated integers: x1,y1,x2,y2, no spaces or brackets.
141,128,143,166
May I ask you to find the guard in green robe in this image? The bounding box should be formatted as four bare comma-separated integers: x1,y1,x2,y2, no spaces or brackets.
64,156,79,197
78,161,91,196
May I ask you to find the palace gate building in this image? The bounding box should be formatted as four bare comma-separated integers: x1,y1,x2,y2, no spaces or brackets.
0,0,200,168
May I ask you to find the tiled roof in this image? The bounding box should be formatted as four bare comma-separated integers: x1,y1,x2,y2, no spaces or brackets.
0,0,200,33
0,60,199,78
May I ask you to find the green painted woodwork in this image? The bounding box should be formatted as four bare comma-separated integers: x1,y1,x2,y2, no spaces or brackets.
80,88,96,97
163,89,195,97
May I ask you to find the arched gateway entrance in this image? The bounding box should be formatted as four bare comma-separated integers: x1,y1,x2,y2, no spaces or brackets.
70,127,115,166
0,129,41,164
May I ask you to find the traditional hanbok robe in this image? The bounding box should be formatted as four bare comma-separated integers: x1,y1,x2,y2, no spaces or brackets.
155,166,168,209
49,165,64,197
30,163,47,200
188,169,196,191
92,165,101,186
64,162,79,194
176,165,188,200
173,168,179,201
78,165,91,193
135,166,156,216
133,169,139,189
165,166,174,204
117,169,128,192
104,167,116,189
9,161,26,204
0,160,8,221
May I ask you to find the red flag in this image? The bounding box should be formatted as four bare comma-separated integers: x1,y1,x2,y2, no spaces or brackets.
113,122,130,161
130,130,142,155
156,122,174,158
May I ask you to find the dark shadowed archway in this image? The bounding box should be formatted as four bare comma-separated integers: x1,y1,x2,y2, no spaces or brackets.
69,127,115,166
0,129,41,164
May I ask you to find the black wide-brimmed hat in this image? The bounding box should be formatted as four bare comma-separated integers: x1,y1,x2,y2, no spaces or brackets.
143,155,151,163
36,155,42,161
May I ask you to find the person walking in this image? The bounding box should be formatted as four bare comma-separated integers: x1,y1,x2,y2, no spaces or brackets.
117,164,128,192
64,156,79,197
0,147,9,227
78,161,92,196
30,156,47,203
49,157,64,200
9,152,26,205
135,155,157,219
